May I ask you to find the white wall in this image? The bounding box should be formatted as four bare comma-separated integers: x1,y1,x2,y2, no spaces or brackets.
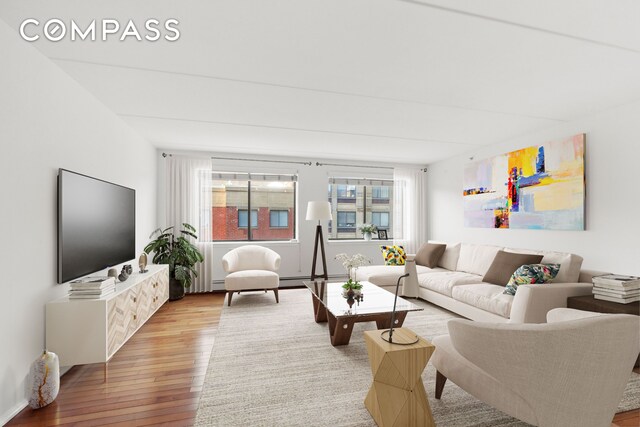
0,21,157,423
427,100,640,275
156,152,407,288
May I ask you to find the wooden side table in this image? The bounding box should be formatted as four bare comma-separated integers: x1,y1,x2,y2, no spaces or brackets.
364,328,435,427
567,295,640,367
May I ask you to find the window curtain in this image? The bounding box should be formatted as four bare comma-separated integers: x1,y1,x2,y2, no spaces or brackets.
165,156,214,293
392,167,428,255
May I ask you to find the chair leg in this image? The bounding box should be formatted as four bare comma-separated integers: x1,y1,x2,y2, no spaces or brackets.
435,370,447,399
227,291,234,307
273,289,279,303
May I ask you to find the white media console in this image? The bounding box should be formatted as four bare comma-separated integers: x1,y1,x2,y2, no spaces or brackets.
46,264,169,366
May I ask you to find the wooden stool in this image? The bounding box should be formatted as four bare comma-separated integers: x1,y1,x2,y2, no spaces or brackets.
364,328,435,426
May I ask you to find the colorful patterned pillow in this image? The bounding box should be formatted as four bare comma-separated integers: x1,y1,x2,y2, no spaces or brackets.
504,264,560,296
381,245,407,266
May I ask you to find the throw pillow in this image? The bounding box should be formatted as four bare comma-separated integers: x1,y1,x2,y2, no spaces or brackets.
415,243,446,268
504,264,561,296
380,245,407,266
482,250,544,286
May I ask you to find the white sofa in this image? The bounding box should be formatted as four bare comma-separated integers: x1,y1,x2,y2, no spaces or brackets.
357,242,603,323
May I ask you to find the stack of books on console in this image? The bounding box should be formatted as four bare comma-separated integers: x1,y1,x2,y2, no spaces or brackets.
69,276,116,299
592,274,640,304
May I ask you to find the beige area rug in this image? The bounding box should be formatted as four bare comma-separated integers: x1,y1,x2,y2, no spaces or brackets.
195,289,640,426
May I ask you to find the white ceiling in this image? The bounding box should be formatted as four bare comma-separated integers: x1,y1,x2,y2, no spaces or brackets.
2,0,640,165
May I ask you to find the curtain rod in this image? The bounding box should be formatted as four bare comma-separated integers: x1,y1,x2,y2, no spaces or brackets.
162,153,312,166
161,153,426,171
316,162,427,172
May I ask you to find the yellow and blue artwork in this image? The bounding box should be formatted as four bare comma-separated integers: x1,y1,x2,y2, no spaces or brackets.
463,134,585,230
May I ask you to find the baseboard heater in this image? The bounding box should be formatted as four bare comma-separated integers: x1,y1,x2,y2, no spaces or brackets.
211,275,344,288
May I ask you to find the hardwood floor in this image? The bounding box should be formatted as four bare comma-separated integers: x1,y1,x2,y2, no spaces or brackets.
7,292,640,426
8,293,223,427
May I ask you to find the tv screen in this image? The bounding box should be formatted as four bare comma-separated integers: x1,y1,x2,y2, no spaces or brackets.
58,169,135,283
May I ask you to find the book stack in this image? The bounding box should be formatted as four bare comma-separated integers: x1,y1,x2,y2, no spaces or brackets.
592,274,640,304
69,276,116,299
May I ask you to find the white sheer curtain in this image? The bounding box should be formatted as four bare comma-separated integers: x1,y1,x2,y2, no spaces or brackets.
392,167,428,255
165,156,214,293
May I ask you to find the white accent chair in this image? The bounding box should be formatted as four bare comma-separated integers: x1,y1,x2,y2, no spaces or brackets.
222,245,281,306
431,308,640,427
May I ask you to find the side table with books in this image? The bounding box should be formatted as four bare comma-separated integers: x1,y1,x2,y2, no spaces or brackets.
591,274,640,304
568,275,640,368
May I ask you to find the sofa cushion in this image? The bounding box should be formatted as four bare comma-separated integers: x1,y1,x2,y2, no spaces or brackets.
380,245,407,266
540,252,582,283
452,284,514,318
456,244,503,276
505,248,583,283
415,243,447,268
416,265,447,275
503,263,560,296
418,271,484,297
225,270,279,291
356,265,405,287
482,251,544,286
429,241,461,271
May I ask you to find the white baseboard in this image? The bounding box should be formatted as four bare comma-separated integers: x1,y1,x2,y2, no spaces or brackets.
1,399,27,426
1,366,72,425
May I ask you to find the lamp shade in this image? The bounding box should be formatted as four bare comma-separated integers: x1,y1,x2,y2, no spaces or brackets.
306,201,332,221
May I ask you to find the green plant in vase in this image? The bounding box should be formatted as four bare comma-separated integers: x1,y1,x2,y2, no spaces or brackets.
144,223,204,301
358,223,378,241
342,278,363,297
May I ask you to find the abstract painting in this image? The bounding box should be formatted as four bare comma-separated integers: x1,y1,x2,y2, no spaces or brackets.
463,134,585,230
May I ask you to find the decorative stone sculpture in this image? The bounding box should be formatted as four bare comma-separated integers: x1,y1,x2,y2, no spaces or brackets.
28,350,60,409
139,253,148,273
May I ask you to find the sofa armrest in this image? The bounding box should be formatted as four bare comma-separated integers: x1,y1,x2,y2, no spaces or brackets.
577,269,611,283
547,308,606,323
509,283,593,324
402,259,419,298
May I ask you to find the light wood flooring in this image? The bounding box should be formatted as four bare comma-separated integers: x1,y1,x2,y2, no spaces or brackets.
7,292,640,426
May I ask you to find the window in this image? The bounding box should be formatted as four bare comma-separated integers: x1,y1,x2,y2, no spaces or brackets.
371,212,389,228
372,186,390,202
328,177,394,240
336,184,356,202
337,211,356,230
238,210,258,228
270,210,288,228
204,172,297,241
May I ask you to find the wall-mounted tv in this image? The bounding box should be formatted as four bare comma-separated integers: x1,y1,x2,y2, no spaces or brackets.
58,169,135,283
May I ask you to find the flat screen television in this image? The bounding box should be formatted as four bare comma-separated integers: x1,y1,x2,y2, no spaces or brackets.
58,169,135,283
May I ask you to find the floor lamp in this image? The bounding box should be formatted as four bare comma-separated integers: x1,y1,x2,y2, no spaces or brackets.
306,201,332,281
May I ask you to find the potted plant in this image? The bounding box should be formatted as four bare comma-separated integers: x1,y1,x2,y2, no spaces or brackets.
358,223,378,241
341,278,363,298
335,253,370,298
144,223,204,301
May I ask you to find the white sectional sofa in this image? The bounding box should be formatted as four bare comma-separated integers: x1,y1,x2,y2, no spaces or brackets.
357,242,603,324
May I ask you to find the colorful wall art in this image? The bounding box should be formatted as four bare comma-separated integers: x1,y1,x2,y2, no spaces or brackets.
463,134,585,230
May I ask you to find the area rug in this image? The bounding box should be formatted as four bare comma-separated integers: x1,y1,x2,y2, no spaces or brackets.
195,289,640,426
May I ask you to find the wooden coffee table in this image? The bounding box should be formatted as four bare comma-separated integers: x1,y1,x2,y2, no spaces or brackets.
303,280,423,346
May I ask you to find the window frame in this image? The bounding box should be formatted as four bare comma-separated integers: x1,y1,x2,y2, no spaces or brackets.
269,209,289,228
371,211,390,228
204,172,297,242
237,209,258,229
328,177,394,241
